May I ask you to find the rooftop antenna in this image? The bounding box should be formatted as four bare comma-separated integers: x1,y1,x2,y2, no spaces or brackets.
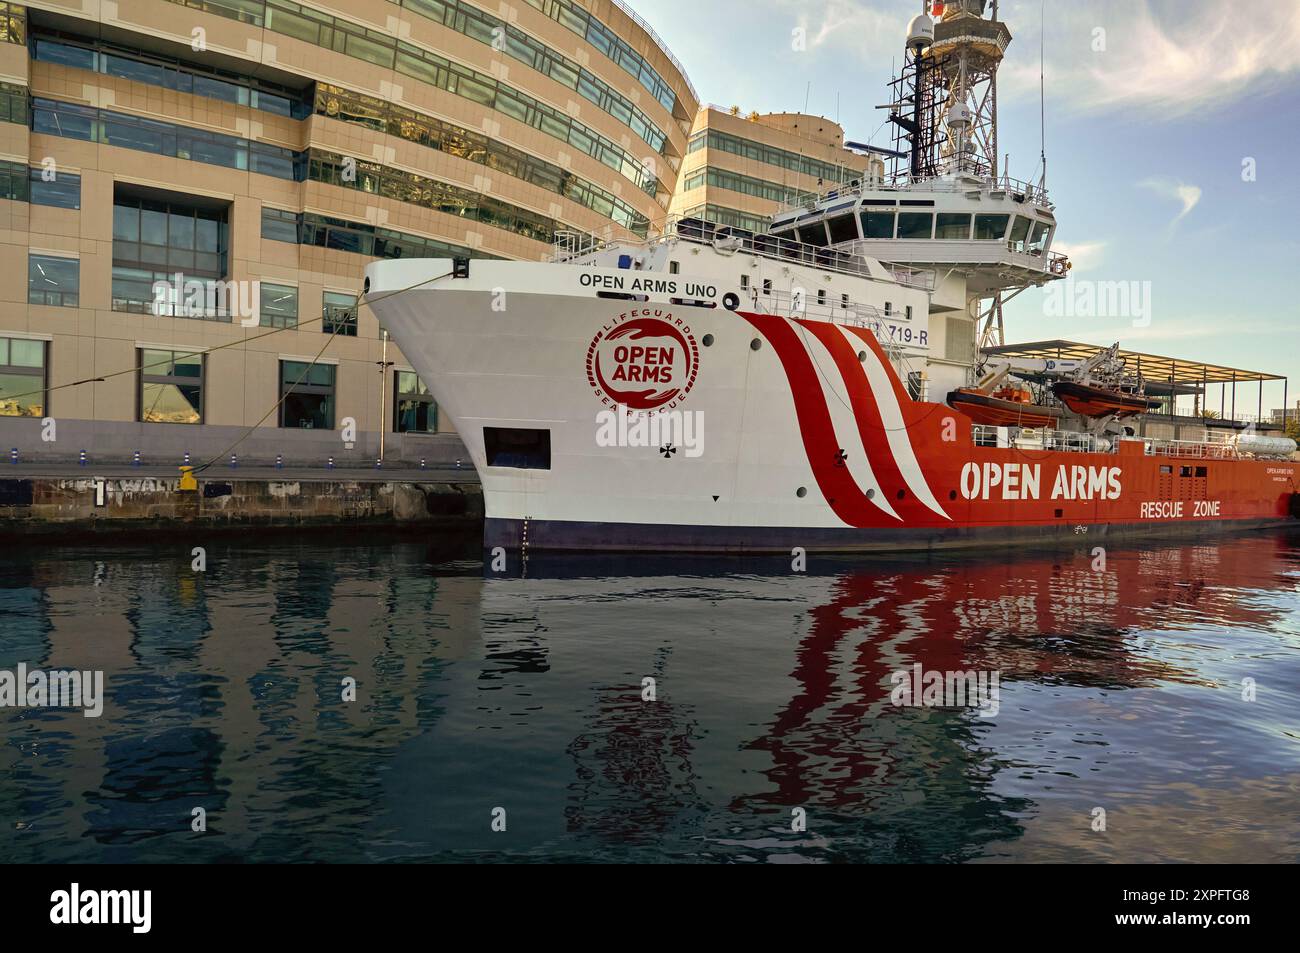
1038,0,1047,192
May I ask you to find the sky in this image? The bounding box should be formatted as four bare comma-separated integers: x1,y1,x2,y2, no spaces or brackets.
631,0,1300,415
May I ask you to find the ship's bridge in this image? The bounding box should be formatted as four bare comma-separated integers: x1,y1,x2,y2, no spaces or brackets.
767,172,1067,296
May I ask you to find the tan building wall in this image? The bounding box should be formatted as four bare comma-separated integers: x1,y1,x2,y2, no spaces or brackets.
668,105,870,234
0,0,698,465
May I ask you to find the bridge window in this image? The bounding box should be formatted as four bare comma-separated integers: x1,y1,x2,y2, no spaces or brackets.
935,213,971,239
797,223,828,247
974,214,1009,240
827,214,859,245
860,211,895,238
1009,216,1032,252
1028,221,1052,253
897,212,933,240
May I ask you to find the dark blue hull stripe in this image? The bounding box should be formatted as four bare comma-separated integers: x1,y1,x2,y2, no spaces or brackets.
485,516,1295,554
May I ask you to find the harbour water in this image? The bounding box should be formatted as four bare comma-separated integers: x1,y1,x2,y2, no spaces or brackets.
2,528,1299,863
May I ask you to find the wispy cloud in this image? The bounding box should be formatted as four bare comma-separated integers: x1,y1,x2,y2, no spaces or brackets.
1051,239,1107,272
767,0,1300,117
1138,176,1202,229
999,0,1300,115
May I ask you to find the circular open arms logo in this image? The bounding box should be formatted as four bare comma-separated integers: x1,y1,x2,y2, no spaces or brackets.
587,310,699,412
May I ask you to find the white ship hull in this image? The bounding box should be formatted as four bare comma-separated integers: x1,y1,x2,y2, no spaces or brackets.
365,257,1298,553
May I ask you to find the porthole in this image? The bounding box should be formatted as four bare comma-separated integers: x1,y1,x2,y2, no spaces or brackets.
796,486,808,498
702,333,715,347
857,351,867,362
897,489,907,500
750,338,762,351
949,490,958,501
866,488,875,500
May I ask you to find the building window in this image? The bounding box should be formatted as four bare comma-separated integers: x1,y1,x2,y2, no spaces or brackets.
32,32,310,118
260,283,298,328
113,190,230,316
394,371,437,434
29,169,81,209
0,336,47,417
816,289,827,306
34,98,303,180
0,159,26,200
280,361,335,430
0,4,24,46
261,207,299,243
740,274,749,290
28,254,79,307
323,291,358,336
139,348,203,424
0,80,25,124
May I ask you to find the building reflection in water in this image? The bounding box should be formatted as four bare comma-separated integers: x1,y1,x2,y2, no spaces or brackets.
0,530,1297,862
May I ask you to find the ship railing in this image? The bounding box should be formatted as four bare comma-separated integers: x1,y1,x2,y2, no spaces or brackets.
777,172,1054,215
748,288,919,378
663,217,935,291
552,229,619,263
971,427,1112,453
1143,437,1240,460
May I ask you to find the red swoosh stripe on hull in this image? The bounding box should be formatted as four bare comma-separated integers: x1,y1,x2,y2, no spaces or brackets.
795,318,937,523
742,311,900,528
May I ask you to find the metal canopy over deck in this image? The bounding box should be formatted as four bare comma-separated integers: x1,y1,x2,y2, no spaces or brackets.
983,339,1291,428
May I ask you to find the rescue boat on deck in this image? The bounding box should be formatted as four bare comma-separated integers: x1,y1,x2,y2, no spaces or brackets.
1051,381,1161,419
947,385,1061,429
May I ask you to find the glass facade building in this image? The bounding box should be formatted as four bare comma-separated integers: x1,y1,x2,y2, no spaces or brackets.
0,0,697,461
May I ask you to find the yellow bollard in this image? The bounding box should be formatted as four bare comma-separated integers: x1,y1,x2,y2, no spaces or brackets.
178,466,198,492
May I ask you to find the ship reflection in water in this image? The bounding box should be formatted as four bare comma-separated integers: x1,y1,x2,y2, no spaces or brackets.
2,530,1299,863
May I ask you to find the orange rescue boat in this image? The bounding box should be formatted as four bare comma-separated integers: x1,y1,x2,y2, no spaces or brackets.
948,385,1062,429
1051,381,1160,419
